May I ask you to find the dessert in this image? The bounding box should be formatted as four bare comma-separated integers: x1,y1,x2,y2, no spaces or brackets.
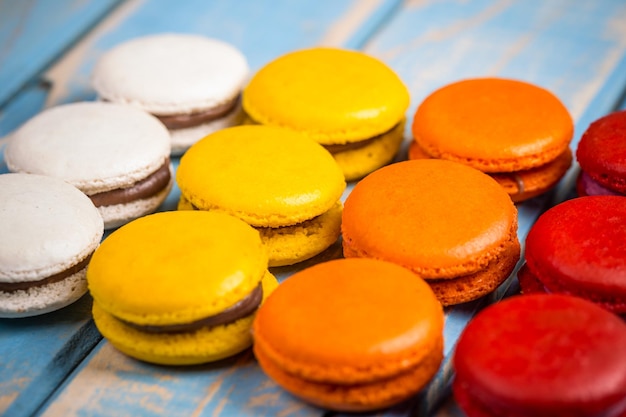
253,258,444,411
243,47,409,181
342,159,520,305
92,33,249,155
576,109,626,196
0,173,103,317
519,195,626,313
453,293,626,417
88,210,277,365
176,125,346,267
5,101,172,229
410,77,574,202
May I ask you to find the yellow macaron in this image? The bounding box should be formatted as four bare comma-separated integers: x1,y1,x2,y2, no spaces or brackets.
176,125,346,267
243,47,410,181
87,210,278,365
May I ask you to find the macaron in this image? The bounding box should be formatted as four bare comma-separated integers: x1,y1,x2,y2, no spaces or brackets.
87,210,278,365
518,195,626,314
342,159,520,306
0,173,104,318
410,78,574,202
176,125,346,267
92,33,249,155
4,101,172,229
252,258,444,412
576,109,626,196
453,293,626,417
243,47,410,181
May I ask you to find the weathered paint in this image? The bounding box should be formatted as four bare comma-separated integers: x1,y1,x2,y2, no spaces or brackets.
1,1,626,416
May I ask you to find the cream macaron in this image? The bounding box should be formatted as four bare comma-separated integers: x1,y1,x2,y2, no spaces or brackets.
92,33,249,155
0,173,104,317
5,101,173,229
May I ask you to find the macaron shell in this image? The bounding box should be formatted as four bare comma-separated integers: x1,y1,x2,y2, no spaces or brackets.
489,149,573,202
453,294,626,416
253,258,444,382
178,197,343,267
93,271,278,365
243,47,409,144
0,268,88,318
409,141,573,202
176,125,346,227
169,102,245,155
524,196,626,309
259,201,343,267
5,102,171,194
576,109,626,193
254,337,443,412
97,173,173,230
412,78,573,172
87,211,267,325
426,235,520,306
333,119,405,181
342,159,518,278
92,33,249,115
0,174,103,282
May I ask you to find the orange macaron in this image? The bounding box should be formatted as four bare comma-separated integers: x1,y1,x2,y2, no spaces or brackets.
252,258,444,412
410,78,574,202
342,159,520,306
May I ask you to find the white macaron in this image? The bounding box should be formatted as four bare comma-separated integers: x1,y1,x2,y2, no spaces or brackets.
4,101,173,229
0,173,104,317
92,33,249,155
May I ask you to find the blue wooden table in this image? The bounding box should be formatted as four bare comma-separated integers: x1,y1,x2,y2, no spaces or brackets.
2,1,626,416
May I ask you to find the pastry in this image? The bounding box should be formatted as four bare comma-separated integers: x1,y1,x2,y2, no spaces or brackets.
453,293,626,417
518,195,626,313
5,101,172,229
176,125,346,267
410,77,574,202
88,210,277,365
342,159,520,305
576,109,626,196
253,258,444,411
92,33,249,155
243,47,409,181
0,173,103,317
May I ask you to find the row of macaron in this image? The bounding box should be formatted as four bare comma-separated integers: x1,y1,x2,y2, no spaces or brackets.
2,171,626,415
5,33,581,219
2,32,626,415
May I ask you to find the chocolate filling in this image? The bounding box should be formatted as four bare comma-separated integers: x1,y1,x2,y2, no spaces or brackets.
322,124,397,154
121,283,263,333
89,160,171,207
0,254,92,292
155,95,241,129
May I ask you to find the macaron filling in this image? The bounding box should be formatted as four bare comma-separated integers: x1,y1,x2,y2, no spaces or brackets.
419,232,520,305
116,283,263,334
410,141,573,201
0,254,93,292
89,159,171,207
518,264,626,312
577,171,623,196
321,122,399,154
154,96,241,130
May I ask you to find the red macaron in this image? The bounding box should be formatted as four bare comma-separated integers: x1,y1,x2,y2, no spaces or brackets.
576,109,626,196
453,293,626,417
518,195,626,313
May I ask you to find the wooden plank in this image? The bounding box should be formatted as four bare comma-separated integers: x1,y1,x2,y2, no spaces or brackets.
0,297,101,417
3,1,626,416
360,0,626,415
0,0,122,107
0,1,402,417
